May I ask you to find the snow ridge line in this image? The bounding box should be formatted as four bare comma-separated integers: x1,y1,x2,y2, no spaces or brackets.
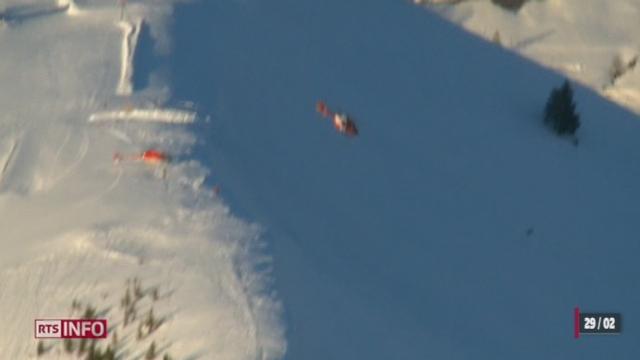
116,18,142,96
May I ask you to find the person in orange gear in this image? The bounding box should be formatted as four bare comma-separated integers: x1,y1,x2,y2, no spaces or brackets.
316,100,358,137
332,113,358,137
316,100,332,118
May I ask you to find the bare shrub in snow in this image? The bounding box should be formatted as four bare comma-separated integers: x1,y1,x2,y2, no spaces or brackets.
610,55,626,85
609,54,639,85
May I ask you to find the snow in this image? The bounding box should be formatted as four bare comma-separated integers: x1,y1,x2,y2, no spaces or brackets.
0,0,284,359
116,18,142,96
168,0,640,359
3,0,640,359
89,108,196,124
420,0,640,115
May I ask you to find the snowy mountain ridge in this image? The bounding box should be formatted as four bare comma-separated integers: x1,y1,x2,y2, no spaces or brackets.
420,0,640,115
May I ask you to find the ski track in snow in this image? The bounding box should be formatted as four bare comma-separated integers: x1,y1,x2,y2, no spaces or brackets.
49,127,72,175
45,128,90,189
0,139,18,190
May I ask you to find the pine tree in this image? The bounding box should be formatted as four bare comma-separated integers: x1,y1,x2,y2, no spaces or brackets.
72,299,82,312
36,341,46,356
103,345,116,360
146,308,155,331
86,340,97,360
133,277,144,301
82,305,97,319
111,330,119,350
609,54,626,85
544,80,580,136
492,30,502,46
145,341,157,360
491,0,528,12
121,287,131,309
64,338,75,353
78,338,87,355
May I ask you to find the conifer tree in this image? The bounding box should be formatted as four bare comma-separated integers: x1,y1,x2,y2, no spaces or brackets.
145,341,157,360
544,80,580,136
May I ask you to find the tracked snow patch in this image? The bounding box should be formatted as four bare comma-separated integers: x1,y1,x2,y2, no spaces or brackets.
117,18,142,95
89,108,196,124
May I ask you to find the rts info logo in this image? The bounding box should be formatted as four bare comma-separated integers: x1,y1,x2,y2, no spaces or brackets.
35,319,108,339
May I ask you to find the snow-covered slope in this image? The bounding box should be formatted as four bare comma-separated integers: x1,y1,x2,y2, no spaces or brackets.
168,0,640,359
4,0,640,359
420,0,640,115
0,1,284,359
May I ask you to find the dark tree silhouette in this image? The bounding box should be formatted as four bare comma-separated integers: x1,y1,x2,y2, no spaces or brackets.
544,80,580,136
491,0,530,12
145,341,157,360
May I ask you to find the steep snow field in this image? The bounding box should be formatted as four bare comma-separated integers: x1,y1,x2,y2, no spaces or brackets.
421,0,640,114
0,1,284,359
169,0,640,359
